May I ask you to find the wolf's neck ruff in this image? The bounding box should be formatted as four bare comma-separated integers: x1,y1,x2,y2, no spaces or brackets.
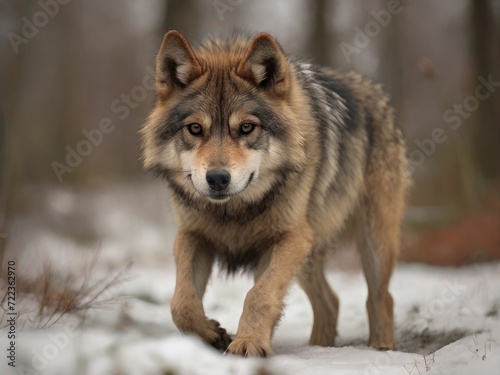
153,164,297,224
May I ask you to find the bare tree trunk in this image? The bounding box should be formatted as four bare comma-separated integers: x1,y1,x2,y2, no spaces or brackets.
471,0,500,181
0,0,33,271
162,0,202,40
309,0,331,66
377,0,403,113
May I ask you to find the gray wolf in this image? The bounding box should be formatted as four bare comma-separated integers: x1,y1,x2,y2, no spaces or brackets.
141,30,409,356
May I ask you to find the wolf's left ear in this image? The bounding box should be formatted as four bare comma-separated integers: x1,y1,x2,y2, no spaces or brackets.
237,33,289,96
156,30,203,96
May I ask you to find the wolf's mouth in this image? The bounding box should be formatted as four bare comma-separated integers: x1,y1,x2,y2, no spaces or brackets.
187,172,255,202
239,172,255,191
206,172,255,201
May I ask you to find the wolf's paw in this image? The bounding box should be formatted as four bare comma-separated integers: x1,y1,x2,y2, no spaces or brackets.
173,309,232,351
369,338,395,351
225,336,273,357
205,319,232,351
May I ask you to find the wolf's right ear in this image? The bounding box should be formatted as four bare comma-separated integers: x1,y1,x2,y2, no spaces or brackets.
156,30,202,96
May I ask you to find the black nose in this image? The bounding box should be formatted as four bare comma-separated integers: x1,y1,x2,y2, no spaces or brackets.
206,169,231,191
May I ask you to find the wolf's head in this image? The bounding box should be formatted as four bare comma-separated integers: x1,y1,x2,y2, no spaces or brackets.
141,31,307,207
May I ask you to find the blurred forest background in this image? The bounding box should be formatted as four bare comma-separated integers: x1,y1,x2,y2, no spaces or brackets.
1,0,499,267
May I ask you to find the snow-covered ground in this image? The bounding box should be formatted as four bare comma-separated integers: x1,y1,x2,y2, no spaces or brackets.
1,184,499,374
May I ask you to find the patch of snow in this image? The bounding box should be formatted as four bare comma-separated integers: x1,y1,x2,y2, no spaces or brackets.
3,261,498,375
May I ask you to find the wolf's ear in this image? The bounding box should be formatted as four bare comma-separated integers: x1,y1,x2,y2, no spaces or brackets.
156,30,202,95
237,33,289,96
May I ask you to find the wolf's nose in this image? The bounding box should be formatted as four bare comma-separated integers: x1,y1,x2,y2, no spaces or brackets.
206,169,231,191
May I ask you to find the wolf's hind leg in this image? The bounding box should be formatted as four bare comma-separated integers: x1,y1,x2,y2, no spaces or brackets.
298,252,339,347
357,146,407,350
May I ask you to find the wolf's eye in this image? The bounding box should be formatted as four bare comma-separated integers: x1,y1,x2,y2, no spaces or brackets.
239,123,255,135
187,123,203,136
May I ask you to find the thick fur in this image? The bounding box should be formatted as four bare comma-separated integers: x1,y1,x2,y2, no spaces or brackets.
141,30,409,356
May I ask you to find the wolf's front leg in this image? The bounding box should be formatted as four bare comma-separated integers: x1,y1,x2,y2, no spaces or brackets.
226,224,314,357
170,232,231,351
